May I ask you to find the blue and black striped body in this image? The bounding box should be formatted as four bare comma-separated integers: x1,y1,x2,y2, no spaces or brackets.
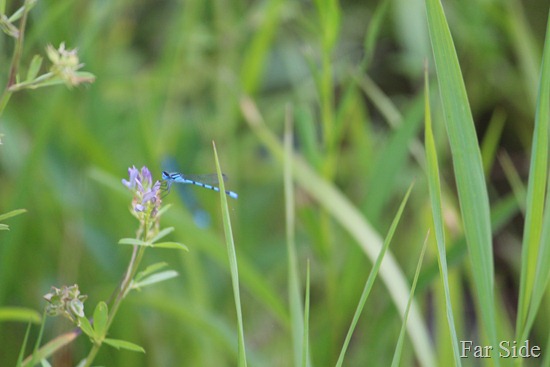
161,171,238,199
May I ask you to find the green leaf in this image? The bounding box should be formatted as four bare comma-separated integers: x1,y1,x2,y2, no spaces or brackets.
149,227,174,243
426,0,498,361
78,317,95,339
391,233,429,367
519,10,550,341
0,223,9,230
16,323,31,367
93,302,108,339
118,238,149,246
0,208,27,222
26,55,43,82
156,203,172,217
22,330,79,367
132,270,178,290
134,262,168,282
0,307,41,323
103,338,145,353
424,65,462,366
336,182,414,367
151,242,188,251
213,141,248,367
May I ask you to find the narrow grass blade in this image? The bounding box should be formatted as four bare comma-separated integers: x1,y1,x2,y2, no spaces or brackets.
424,63,462,366
426,0,498,360
212,141,247,367
391,231,429,367
301,260,310,367
284,105,308,367
498,151,527,214
242,97,435,367
16,323,32,367
519,11,550,340
29,311,48,367
336,182,413,367
480,109,506,177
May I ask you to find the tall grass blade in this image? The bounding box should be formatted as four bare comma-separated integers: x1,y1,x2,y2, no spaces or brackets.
302,260,310,367
336,182,414,367
391,231,429,367
519,11,550,341
16,322,32,367
212,141,248,367
424,63,462,366
425,0,499,360
242,97,435,367
284,105,308,367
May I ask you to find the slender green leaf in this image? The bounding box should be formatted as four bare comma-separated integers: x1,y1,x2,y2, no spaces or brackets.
499,151,527,214
29,311,47,367
426,0,498,360
213,141,247,367
151,242,188,251
149,227,174,244
0,208,27,222
520,11,550,341
301,260,310,367
335,182,414,367
16,323,32,367
391,231,429,367
480,109,506,177
103,338,145,353
26,55,43,82
132,270,179,289
424,64,462,365
118,238,149,246
134,262,168,282
284,105,307,367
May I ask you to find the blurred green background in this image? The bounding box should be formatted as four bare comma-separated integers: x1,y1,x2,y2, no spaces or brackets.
0,0,548,366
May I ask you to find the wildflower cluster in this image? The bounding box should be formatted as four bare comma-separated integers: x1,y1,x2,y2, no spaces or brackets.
46,42,95,88
43,284,87,324
122,166,162,225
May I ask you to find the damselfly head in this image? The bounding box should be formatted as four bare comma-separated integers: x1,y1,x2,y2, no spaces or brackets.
161,171,170,180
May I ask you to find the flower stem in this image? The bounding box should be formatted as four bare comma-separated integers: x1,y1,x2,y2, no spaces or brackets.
83,222,149,367
0,0,32,117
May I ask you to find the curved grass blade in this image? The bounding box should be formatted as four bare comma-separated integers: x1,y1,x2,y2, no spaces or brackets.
519,11,550,341
336,182,414,367
424,64,462,365
426,0,498,360
213,141,247,367
391,231,429,367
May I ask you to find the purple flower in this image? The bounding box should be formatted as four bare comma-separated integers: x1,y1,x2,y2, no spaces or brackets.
122,166,162,220
122,165,139,189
